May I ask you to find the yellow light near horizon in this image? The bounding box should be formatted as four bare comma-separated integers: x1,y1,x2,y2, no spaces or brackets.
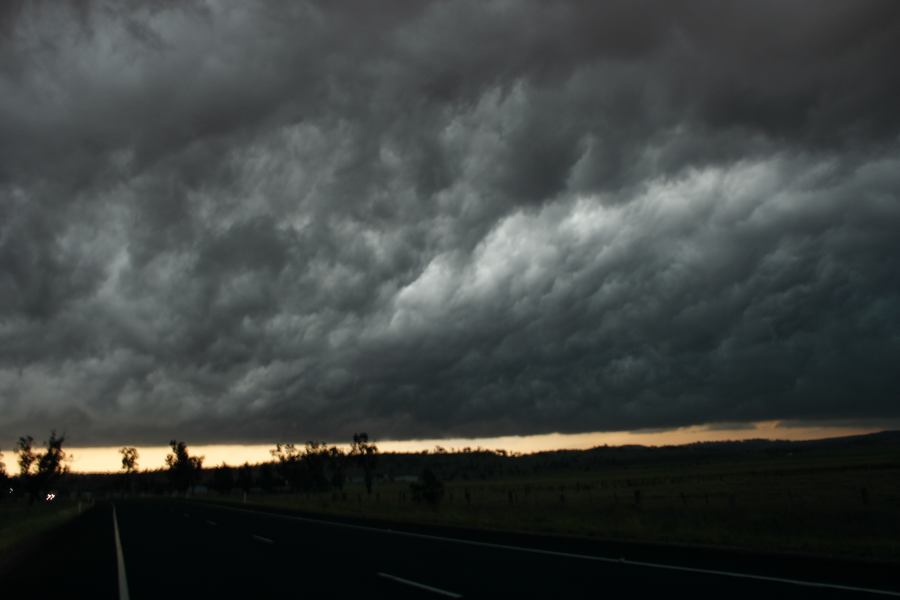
60,420,888,474
67,445,278,474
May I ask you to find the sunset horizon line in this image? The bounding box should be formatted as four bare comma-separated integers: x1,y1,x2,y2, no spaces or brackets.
43,420,896,474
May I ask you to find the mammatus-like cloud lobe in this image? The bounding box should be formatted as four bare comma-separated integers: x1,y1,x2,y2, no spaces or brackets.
1,0,898,445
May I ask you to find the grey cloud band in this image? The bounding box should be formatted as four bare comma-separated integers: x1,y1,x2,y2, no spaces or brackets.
1,0,898,445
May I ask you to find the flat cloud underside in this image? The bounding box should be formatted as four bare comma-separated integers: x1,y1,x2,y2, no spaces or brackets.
1,0,899,445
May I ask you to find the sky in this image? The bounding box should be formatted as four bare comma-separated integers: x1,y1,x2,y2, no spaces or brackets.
64,420,895,473
1,1,899,452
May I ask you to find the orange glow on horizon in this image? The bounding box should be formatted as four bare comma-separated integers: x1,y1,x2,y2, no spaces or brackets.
59,420,891,474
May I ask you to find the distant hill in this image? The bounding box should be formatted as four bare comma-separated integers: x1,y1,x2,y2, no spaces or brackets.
367,430,900,481
60,430,900,492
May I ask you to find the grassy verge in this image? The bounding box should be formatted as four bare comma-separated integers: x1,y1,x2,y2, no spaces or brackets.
194,451,900,562
0,501,84,557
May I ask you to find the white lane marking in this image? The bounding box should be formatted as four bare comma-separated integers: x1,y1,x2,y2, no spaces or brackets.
377,572,462,598
206,520,217,526
252,534,275,544
203,503,900,597
112,505,131,600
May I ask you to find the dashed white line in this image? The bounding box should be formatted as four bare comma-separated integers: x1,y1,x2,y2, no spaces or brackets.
112,505,131,600
377,572,462,598
252,534,275,544
202,503,900,597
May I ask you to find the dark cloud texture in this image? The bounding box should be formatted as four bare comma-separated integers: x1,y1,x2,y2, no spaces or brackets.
1,0,899,445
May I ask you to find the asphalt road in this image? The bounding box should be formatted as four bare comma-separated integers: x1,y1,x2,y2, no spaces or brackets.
3,499,899,599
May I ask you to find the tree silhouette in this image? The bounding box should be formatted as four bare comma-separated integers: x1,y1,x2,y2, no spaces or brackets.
120,446,139,494
328,446,346,491
120,447,139,473
350,433,377,495
237,462,253,493
301,442,331,491
270,443,302,490
165,440,203,493
35,431,69,484
410,468,444,506
15,432,69,501
0,449,7,501
257,462,276,492
16,435,36,477
270,442,333,491
212,463,234,495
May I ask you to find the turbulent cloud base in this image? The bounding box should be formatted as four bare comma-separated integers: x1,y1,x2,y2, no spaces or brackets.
1,1,899,445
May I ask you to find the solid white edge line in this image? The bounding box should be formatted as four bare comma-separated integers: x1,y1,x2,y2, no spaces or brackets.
252,534,275,544
377,572,463,598
202,503,900,597
112,505,130,600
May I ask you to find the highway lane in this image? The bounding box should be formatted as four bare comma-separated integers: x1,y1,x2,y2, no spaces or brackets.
3,499,898,598
109,499,900,599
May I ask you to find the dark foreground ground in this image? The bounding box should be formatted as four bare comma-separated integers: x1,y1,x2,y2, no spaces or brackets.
2,498,899,599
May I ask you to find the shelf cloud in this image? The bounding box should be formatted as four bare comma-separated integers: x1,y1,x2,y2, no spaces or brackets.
1,0,899,445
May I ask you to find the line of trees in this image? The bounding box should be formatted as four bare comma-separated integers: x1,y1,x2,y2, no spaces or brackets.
2,431,380,500
1,431,70,503
351,433,377,494
112,432,378,496
266,432,378,494
165,440,204,492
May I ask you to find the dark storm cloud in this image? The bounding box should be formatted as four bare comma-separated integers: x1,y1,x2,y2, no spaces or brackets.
1,0,899,446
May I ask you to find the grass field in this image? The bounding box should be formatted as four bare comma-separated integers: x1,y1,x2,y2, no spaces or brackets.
0,500,84,557
201,447,900,561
